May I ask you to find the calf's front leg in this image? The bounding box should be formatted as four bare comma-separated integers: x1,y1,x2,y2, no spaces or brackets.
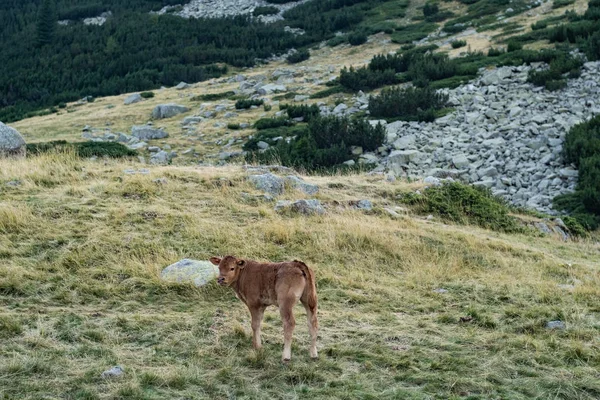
249,306,266,349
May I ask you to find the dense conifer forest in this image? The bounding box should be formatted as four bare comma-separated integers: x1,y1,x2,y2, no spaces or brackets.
0,0,386,122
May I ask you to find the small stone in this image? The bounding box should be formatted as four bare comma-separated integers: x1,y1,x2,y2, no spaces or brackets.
101,366,124,379
275,199,325,215
355,199,372,210
433,288,448,294
546,320,566,330
257,141,270,150
557,284,575,291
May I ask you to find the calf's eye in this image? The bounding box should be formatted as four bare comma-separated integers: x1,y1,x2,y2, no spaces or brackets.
230,267,235,271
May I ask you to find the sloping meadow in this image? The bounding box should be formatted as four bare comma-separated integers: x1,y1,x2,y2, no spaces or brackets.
0,153,599,399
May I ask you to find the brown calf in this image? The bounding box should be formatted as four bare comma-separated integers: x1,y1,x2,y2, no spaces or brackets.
210,256,318,361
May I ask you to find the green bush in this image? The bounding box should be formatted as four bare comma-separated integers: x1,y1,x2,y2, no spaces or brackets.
348,32,368,45
563,115,600,166
235,99,264,109
487,47,505,56
287,49,310,64
253,6,279,16
531,20,548,30
423,3,439,16
391,22,438,44
245,116,385,171
527,55,583,89
339,66,399,91
443,23,468,34
451,40,467,48
282,104,321,121
424,8,454,22
398,182,525,233
369,86,448,121
507,41,523,52
27,140,137,158
58,102,67,109
243,125,307,151
544,79,567,91
407,53,458,83
191,91,234,101
254,117,293,130
340,48,460,91
140,91,155,99
327,35,348,47
552,0,576,9
553,115,600,230
227,123,240,130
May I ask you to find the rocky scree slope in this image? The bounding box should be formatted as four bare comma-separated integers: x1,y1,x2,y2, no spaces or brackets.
156,0,311,22
358,61,600,215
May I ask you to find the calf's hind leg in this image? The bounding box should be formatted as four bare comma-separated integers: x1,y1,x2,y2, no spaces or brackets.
279,298,297,362
302,302,318,359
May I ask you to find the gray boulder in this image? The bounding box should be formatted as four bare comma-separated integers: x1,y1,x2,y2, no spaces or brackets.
160,259,218,287
480,67,513,85
275,199,325,215
131,125,168,140
152,104,190,119
150,150,172,165
257,84,287,95
248,173,285,195
389,150,422,165
393,135,416,150
452,154,470,169
175,82,190,90
124,93,143,105
285,176,319,195
0,122,26,158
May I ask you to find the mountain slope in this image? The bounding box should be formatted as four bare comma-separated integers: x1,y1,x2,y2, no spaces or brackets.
1,153,599,399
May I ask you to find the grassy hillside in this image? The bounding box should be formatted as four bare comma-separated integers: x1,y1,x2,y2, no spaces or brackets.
1,152,599,399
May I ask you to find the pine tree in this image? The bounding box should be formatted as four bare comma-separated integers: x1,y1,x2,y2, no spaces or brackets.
36,0,56,47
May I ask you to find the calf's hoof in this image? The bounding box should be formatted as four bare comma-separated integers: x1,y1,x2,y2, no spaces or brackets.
282,358,291,363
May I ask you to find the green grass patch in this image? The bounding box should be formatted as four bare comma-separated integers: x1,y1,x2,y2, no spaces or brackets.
398,182,526,233
391,22,438,44
191,91,236,102
310,85,347,99
26,141,137,158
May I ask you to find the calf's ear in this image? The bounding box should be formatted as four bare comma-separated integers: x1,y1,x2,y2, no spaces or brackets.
237,260,246,269
209,257,222,265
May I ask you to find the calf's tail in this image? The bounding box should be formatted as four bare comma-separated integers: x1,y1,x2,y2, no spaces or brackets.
295,260,318,310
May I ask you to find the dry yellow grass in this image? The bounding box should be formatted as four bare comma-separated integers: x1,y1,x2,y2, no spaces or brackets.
1,153,599,399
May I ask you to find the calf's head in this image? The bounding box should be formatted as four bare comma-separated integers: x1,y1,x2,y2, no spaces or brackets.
210,256,246,286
